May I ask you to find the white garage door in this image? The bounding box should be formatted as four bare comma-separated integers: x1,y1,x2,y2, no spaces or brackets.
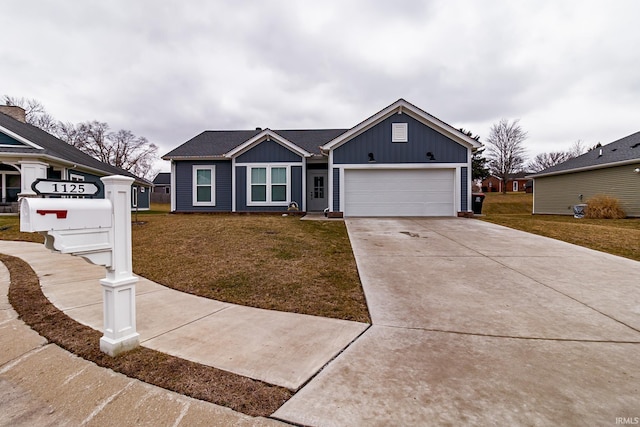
344,169,455,217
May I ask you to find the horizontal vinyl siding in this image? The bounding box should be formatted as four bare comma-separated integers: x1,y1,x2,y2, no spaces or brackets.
534,163,640,217
175,160,232,212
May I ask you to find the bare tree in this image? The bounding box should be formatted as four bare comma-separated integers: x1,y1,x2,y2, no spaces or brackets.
527,151,572,172
60,121,158,179
485,119,528,194
4,95,158,180
567,140,586,157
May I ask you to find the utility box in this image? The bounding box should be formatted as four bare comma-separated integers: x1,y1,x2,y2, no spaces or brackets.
20,198,112,232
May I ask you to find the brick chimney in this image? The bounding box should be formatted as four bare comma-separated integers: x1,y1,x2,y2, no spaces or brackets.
0,105,26,122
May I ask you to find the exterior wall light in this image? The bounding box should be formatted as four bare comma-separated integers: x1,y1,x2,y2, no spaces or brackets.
634,168,640,174
426,152,435,160
368,152,376,162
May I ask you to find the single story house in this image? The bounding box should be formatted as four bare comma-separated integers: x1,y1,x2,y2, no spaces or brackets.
528,131,640,217
152,172,171,194
163,99,482,217
482,172,532,193
0,106,151,212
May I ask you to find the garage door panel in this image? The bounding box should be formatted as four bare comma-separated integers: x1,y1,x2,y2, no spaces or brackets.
344,169,455,217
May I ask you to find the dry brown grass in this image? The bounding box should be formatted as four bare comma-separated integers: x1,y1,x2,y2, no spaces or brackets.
132,213,370,323
480,193,640,261
2,253,292,416
585,194,626,219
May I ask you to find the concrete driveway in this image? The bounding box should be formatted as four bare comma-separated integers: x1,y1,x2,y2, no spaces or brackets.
274,218,640,426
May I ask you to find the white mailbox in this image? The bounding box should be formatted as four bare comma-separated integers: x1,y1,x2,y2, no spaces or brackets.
20,198,113,267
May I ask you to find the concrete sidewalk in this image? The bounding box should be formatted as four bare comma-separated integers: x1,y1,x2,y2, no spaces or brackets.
0,258,285,426
0,240,368,391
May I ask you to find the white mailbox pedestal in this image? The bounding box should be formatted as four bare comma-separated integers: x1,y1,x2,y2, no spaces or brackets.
20,175,139,357
99,176,139,356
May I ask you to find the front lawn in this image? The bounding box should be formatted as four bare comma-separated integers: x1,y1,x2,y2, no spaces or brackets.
480,192,640,261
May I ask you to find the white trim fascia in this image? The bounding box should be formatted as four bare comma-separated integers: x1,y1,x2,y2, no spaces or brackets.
0,125,44,149
527,158,640,178
334,162,468,170
234,161,302,167
321,99,482,151
162,155,228,161
224,129,312,159
170,161,176,212
328,150,334,212
301,157,307,211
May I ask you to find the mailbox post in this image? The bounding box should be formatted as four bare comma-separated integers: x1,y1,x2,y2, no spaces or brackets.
20,175,139,357
99,175,139,356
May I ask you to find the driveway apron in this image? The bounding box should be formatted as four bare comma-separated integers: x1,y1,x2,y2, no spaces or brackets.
274,218,640,426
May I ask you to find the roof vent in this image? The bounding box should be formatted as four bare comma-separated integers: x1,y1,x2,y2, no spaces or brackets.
598,148,603,157
631,143,640,148
256,127,262,132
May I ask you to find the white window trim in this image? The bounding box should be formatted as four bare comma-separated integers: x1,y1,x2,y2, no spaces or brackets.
132,187,138,207
246,164,290,206
513,181,518,192
69,172,85,181
192,165,216,206
392,122,408,143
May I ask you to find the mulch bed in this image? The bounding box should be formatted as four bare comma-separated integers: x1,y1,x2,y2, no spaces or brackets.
2,253,292,417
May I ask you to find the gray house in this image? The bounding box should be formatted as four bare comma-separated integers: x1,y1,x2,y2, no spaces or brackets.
163,99,482,217
0,106,151,212
529,131,640,217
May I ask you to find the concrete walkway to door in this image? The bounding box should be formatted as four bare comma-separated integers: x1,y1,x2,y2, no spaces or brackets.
274,218,640,426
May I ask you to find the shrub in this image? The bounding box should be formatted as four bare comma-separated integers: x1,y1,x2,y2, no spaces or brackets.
585,194,626,219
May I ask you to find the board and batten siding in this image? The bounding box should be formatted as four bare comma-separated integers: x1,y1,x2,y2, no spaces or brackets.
533,163,640,217
461,167,468,211
332,113,467,164
174,160,232,212
236,139,302,163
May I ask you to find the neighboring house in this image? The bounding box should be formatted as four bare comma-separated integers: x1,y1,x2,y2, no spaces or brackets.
528,131,640,217
163,99,482,217
0,106,151,212
152,172,171,194
482,172,532,193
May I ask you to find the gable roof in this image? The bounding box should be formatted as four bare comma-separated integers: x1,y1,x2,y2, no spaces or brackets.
153,172,171,185
0,112,151,185
162,128,347,160
224,129,312,158
321,98,483,151
529,131,640,178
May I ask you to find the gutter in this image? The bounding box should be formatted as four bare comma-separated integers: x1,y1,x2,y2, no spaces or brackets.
527,158,640,179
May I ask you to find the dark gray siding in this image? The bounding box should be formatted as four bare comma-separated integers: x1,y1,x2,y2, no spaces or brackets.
235,165,303,212
236,139,303,163
0,133,25,146
175,160,232,212
134,185,151,210
461,167,468,211
333,114,467,164
291,166,303,208
333,168,340,212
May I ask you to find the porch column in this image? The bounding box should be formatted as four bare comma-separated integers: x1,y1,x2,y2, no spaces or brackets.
17,161,48,197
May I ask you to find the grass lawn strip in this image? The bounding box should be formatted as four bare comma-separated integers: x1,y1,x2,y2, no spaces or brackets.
2,253,292,417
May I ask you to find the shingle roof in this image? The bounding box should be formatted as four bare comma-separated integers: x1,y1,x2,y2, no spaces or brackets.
153,172,171,185
162,129,348,159
530,131,640,177
0,112,151,185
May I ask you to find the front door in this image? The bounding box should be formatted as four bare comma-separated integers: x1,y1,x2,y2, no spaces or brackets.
307,170,328,212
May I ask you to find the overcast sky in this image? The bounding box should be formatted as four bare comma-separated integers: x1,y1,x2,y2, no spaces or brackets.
3,0,640,173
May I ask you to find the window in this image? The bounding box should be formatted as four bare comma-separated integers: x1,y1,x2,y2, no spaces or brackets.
69,173,84,181
192,165,216,206
392,123,408,142
132,187,138,207
513,181,519,192
248,166,289,205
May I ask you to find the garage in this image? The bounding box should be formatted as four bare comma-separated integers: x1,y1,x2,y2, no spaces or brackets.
343,169,455,217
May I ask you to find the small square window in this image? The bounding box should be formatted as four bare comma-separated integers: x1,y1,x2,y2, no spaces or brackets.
392,123,408,142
